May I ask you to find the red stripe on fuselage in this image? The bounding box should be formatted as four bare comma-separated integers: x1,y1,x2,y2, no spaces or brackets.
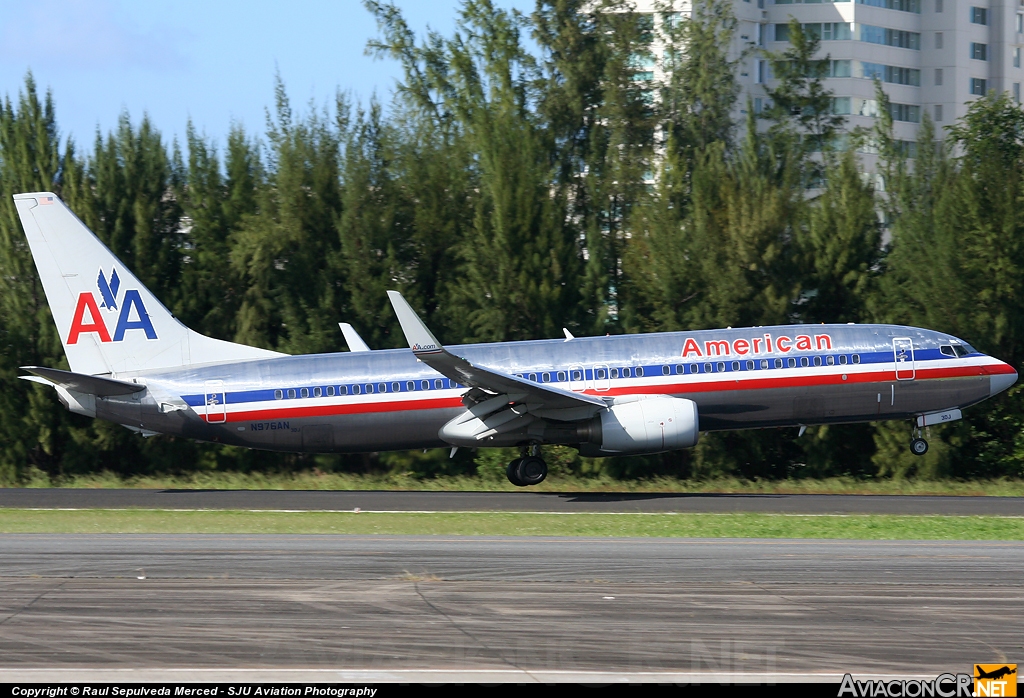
201,361,1003,423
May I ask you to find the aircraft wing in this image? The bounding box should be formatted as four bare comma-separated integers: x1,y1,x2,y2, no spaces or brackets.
387,291,606,413
20,366,145,396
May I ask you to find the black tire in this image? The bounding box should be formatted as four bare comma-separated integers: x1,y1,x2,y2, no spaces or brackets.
516,456,548,486
506,458,524,486
910,438,929,456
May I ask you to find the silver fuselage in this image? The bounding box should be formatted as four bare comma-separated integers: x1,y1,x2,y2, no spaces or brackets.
99,324,1016,454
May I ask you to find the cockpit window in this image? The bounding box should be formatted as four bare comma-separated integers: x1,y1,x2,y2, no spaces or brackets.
940,345,956,358
953,345,970,357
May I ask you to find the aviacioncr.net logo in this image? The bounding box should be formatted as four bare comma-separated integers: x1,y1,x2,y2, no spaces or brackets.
67,268,158,344
839,673,974,698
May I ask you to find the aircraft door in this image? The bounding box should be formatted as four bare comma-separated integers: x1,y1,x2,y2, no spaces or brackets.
893,338,915,380
569,364,586,392
204,380,227,423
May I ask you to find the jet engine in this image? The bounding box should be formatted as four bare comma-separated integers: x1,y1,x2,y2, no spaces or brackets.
584,395,699,455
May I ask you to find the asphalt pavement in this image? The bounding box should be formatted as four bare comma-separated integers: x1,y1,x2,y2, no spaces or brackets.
2,488,1023,514
1,535,1021,679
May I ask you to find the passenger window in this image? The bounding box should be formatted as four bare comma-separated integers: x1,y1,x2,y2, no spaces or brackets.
392,382,400,392
407,381,414,391
675,365,683,374
287,389,296,399
746,360,754,370
839,355,848,365
435,379,444,389
940,345,956,357
274,390,283,400
704,363,712,373
636,366,644,377
852,355,860,364
813,356,822,367
717,362,726,372
800,357,808,368
529,373,537,382
690,364,699,374
375,383,384,393
661,365,670,376
760,359,769,370
313,387,322,397
774,359,783,369
622,368,631,378
542,372,550,382
571,370,582,381
787,358,796,368
732,361,740,371
610,368,619,379
557,371,567,381
826,356,835,366
340,386,348,396
352,385,361,395
421,380,430,390
365,384,374,394
327,386,336,397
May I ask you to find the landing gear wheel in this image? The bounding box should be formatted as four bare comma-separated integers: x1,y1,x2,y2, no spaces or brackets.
516,456,548,486
506,458,525,486
910,438,929,456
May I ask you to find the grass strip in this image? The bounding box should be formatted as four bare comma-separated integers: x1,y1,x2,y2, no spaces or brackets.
1,509,1022,539
12,471,1024,496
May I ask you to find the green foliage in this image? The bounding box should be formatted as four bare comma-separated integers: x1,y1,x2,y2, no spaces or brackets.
1,1,1024,485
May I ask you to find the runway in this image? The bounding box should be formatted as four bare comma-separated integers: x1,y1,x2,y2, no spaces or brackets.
3,488,1023,514
1,535,1021,680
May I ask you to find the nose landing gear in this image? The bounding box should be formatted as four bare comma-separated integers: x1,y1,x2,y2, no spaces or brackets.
909,426,928,456
506,446,548,486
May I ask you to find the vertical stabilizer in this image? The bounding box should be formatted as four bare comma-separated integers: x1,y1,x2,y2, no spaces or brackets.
13,192,285,375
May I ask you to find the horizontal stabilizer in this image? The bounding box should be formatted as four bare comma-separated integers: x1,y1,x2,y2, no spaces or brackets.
21,366,144,396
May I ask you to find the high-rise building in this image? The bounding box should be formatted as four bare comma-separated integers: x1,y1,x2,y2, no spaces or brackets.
633,0,1024,161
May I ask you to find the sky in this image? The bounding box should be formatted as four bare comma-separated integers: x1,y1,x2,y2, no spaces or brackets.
0,0,531,148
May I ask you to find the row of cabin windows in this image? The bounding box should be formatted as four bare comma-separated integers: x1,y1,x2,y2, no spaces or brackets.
271,354,867,399
273,378,460,400
521,355,862,382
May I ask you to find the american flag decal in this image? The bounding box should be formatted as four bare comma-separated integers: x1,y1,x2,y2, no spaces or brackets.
39,196,54,205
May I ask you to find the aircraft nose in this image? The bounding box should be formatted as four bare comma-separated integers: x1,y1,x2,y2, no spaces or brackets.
989,363,1018,397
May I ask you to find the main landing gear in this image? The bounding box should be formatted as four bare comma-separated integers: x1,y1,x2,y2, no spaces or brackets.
507,446,547,487
910,426,928,456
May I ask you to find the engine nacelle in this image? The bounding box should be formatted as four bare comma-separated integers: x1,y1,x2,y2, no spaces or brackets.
592,396,699,455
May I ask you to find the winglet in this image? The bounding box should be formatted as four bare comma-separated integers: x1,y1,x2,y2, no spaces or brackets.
563,328,575,342
387,291,444,355
338,323,371,352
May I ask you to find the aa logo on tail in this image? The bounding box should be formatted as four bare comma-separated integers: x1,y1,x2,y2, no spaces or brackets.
67,268,158,344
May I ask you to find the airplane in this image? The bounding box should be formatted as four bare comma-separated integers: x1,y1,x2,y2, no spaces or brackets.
13,192,1019,486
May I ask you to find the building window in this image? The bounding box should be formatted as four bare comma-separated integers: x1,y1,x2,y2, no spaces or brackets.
935,68,943,85
971,43,989,61
1018,14,1023,33
934,104,943,121
890,103,921,122
861,62,920,85
754,97,764,114
828,59,852,77
971,77,988,95
936,0,943,11
936,32,943,49
777,23,852,42
857,0,921,12
1016,83,1022,102
833,96,852,114
970,7,988,24
1016,48,1022,68
862,25,920,49
858,98,880,117
756,59,766,83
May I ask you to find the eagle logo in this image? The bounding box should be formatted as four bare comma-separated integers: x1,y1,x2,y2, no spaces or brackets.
97,268,120,310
